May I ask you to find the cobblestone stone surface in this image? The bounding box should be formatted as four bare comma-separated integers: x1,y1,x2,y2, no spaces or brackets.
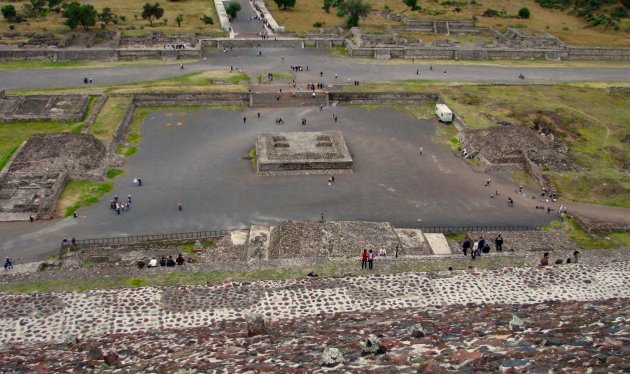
0,261,628,348
0,297,629,372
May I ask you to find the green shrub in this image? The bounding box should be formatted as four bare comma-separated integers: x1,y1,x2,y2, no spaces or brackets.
518,7,530,19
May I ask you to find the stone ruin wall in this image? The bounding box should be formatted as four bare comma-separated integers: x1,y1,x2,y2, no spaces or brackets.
0,94,89,122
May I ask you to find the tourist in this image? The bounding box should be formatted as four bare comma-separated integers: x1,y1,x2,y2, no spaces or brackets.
178,202,183,211
477,237,485,256
368,249,375,270
73,212,78,219
243,116,247,123
83,77,88,84
30,215,34,222
328,178,332,186
180,64,184,69
494,234,503,252
378,248,387,256
160,256,167,266
566,258,572,264
540,252,550,266
148,257,158,268
166,256,176,267
4,257,12,270
128,194,132,203
361,249,368,269
462,236,471,256
482,243,491,254
471,241,478,260
485,178,491,187
508,197,514,207
136,260,146,269
307,271,318,277
71,238,76,246
573,250,580,264
331,175,335,183
176,254,185,265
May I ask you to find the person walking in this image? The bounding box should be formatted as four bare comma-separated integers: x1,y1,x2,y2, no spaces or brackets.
477,237,485,257
494,234,503,252
367,249,375,270
361,249,368,270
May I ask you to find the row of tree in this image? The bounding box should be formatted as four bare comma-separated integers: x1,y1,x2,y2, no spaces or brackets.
1,2,193,30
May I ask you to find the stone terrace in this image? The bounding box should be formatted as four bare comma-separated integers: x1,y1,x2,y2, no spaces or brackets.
0,93,88,122
0,260,628,347
1,298,629,372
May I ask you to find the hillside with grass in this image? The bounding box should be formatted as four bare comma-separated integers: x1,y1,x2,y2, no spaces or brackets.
0,0,221,35
267,0,630,47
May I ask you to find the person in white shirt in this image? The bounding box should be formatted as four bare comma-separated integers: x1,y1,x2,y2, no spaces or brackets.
148,257,158,268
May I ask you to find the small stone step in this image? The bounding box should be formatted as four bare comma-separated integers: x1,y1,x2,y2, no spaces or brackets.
423,233,452,255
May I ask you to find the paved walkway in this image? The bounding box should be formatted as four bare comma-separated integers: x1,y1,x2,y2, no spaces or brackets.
3,49,630,91
1,260,627,345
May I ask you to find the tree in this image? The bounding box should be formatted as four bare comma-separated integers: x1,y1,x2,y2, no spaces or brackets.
64,3,97,30
1,5,16,22
175,14,183,27
226,1,241,19
518,7,530,19
200,14,214,24
142,2,164,26
346,0,370,28
323,0,332,13
403,0,417,9
29,0,46,18
273,0,296,10
98,7,115,24
48,0,62,13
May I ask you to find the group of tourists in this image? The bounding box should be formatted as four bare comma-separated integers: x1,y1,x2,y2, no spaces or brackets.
137,254,186,269
110,194,132,215
540,250,580,266
290,65,307,72
163,43,186,49
461,234,504,260
306,83,326,91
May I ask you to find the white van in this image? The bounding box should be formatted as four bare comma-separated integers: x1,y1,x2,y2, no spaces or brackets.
435,104,453,123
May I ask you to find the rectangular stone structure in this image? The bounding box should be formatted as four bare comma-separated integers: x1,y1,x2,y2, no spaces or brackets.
256,131,353,175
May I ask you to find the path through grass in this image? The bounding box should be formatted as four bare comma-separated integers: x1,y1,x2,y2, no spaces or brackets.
56,181,113,217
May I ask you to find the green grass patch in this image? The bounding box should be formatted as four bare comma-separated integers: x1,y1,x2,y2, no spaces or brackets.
225,72,251,84
0,59,202,71
248,147,257,169
116,145,138,157
179,240,214,256
56,180,113,217
547,219,628,249
0,120,83,171
89,96,133,141
106,168,124,179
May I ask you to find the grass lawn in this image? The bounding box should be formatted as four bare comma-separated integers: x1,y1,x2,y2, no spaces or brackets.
438,84,630,207
55,180,113,217
10,71,251,96
106,168,125,179
547,220,630,249
89,96,133,141
0,0,221,36
268,0,630,47
0,120,82,171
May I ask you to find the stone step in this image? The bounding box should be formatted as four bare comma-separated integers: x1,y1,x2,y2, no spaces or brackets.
423,233,452,255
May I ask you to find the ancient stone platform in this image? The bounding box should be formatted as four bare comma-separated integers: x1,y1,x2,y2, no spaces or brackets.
0,94,88,122
255,131,353,175
0,260,627,346
0,133,109,221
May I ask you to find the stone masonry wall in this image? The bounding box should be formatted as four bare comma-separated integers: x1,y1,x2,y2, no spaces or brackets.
330,92,438,105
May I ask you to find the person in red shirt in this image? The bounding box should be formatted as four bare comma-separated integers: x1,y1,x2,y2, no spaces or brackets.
361,249,368,270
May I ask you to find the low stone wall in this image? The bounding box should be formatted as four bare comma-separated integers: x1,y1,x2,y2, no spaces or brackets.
213,0,231,32
205,38,305,49
0,94,89,122
567,47,630,60
252,0,284,33
0,48,200,62
113,100,136,143
251,92,327,108
330,92,438,105
573,215,630,234
38,172,69,219
133,92,249,107
81,95,107,133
